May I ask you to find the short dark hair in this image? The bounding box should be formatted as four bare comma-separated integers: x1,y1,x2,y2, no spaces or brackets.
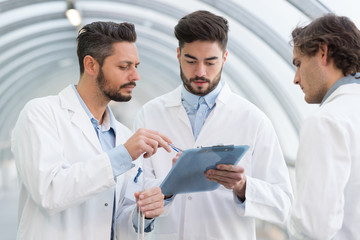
291,13,360,76
77,21,137,74
174,10,229,52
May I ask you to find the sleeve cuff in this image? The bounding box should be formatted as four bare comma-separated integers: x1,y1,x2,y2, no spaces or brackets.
235,194,246,208
164,195,175,206
132,208,155,233
107,144,134,177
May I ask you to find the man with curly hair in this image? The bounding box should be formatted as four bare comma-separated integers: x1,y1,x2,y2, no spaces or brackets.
287,14,360,240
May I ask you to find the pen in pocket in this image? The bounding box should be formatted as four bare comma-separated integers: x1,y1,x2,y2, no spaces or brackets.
133,167,143,183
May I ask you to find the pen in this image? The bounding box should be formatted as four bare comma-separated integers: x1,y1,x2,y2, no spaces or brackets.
168,143,183,152
133,167,143,183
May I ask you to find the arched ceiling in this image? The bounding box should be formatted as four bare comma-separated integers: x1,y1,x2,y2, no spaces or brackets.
0,0,358,166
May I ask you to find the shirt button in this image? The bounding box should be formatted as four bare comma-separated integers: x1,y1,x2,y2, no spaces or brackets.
188,196,192,200
104,203,108,207
199,113,203,116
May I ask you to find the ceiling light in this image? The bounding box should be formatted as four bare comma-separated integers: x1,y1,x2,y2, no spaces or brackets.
66,0,82,27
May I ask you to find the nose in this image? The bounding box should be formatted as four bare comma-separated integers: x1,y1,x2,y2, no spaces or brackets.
293,69,300,85
194,63,206,77
130,67,140,82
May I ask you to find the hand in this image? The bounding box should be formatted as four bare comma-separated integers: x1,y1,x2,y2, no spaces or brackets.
134,187,165,219
160,152,183,200
205,164,246,201
124,128,172,160
172,152,182,166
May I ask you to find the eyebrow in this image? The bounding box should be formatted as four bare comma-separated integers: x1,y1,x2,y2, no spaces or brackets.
120,60,140,66
184,54,218,61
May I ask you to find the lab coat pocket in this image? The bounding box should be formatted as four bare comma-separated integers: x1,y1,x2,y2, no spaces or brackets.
124,171,144,202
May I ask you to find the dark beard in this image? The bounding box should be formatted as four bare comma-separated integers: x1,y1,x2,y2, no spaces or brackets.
180,66,222,96
96,67,136,102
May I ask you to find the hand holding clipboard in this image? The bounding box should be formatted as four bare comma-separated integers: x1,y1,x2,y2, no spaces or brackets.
160,145,249,196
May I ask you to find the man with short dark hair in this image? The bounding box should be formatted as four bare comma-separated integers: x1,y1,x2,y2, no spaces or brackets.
12,21,171,240
287,14,360,239
133,10,293,240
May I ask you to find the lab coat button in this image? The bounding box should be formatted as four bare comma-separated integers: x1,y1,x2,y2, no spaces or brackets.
188,196,192,200
104,203,108,207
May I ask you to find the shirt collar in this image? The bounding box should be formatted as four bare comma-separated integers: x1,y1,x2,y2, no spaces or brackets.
181,80,224,109
72,84,115,132
321,73,360,105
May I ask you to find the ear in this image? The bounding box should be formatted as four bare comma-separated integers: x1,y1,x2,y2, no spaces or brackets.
223,50,229,63
83,55,99,76
177,47,181,63
319,43,328,65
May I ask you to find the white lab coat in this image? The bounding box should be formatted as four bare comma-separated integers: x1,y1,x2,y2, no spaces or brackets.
133,83,293,240
11,85,136,240
287,83,360,240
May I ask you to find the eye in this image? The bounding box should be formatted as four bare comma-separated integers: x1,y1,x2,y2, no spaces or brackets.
119,66,128,70
205,62,216,66
186,60,195,64
293,60,300,68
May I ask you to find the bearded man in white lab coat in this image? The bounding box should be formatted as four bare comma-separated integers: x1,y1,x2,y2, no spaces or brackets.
133,10,293,240
287,14,360,240
11,21,172,240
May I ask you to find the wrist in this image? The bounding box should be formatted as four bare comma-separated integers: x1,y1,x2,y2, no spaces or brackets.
233,183,246,202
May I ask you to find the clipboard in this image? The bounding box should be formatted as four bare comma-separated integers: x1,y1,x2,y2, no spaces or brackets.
160,145,249,196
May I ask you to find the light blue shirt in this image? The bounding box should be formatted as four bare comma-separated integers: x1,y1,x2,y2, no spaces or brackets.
321,72,360,105
71,85,133,176
181,81,246,207
72,85,153,235
181,81,224,140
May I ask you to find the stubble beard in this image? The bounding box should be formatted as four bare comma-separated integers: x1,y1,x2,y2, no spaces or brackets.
96,67,136,102
180,66,222,96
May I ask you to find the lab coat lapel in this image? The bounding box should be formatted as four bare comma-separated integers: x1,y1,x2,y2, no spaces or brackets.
214,82,231,106
111,113,127,147
210,82,230,117
177,105,192,129
59,85,102,152
165,85,193,129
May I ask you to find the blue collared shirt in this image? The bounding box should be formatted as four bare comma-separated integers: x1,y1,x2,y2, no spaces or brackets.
321,73,360,105
181,81,247,207
72,85,152,235
72,85,133,177
181,81,224,140
72,85,135,239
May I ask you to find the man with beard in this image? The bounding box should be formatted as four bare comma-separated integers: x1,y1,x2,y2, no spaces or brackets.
133,11,293,239
11,21,172,240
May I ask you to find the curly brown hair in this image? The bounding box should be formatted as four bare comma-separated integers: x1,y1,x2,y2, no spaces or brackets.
291,13,360,76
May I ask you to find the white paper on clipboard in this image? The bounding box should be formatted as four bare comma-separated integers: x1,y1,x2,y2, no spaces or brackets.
160,145,249,196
